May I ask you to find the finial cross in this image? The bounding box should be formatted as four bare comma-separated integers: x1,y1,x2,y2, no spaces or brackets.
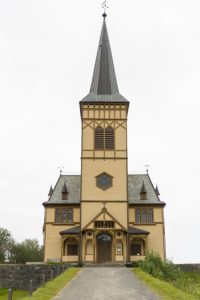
102,0,108,16
58,166,64,175
145,165,150,174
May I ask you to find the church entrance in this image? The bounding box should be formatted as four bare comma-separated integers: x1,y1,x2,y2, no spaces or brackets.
97,233,112,263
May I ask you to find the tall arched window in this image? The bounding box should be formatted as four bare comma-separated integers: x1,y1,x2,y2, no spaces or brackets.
105,126,114,150
95,126,104,150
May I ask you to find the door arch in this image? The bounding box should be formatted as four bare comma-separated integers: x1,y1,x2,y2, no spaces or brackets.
96,232,112,263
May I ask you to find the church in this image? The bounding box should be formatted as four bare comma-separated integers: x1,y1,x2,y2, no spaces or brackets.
43,13,166,264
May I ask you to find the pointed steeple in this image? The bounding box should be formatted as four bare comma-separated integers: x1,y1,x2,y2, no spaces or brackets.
155,185,160,196
90,18,119,95
80,16,129,103
48,185,53,197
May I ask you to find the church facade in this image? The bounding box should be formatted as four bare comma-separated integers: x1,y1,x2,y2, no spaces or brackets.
43,15,166,264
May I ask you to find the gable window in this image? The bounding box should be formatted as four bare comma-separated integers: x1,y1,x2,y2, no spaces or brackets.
55,208,73,224
135,208,153,224
95,221,104,228
94,126,115,150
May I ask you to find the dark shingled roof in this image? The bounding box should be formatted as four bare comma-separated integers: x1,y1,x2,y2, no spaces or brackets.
80,18,129,104
128,226,149,235
43,174,165,206
60,226,80,235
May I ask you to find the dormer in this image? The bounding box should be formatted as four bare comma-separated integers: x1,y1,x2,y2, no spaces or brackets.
62,183,68,200
140,182,147,200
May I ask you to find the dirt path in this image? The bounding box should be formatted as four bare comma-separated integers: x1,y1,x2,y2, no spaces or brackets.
53,267,161,300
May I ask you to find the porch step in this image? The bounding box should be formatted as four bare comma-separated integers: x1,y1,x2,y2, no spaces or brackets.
83,262,125,268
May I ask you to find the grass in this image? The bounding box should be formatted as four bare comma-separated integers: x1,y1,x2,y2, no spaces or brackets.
175,271,200,299
0,288,28,300
133,268,198,300
21,268,80,300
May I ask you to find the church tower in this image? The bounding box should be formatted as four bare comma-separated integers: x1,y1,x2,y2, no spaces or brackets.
43,13,166,264
80,15,129,262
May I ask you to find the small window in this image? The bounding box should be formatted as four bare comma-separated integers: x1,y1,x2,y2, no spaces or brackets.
135,208,154,224
105,126,114,150
61,208,67,224
67,244,78,255
95,221,104,228
67,208,73,224
141,208,147,224
64,238,78,256
135,208,141,224
116,240,123,255
95,126,104,150
96,172,113,191
131,244,142,256
55,208,61,223
147,208,153,224
105,221,114,228
55,208,73,224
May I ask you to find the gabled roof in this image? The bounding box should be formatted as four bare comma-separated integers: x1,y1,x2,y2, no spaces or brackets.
80,18,129,104
128,226,149,235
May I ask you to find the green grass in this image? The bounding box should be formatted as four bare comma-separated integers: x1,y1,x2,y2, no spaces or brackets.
0,288,28,300
133,268,197,300
21,268,80,300
174,271,200,299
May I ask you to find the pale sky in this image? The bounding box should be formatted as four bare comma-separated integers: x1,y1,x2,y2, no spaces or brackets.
0,0,200,263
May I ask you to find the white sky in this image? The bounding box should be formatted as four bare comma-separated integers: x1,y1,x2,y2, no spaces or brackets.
0,0,200,263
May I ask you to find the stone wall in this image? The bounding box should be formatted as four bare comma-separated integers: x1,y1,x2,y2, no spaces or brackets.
0,264,67,290
176,264,200,272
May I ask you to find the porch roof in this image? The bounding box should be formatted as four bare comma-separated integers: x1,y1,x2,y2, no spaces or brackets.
128,226,149,235
60,226,80,235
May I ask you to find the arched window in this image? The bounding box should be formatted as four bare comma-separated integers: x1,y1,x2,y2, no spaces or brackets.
116,240,123,255
95,126,104,150
64,238,78,256
105,126,114,150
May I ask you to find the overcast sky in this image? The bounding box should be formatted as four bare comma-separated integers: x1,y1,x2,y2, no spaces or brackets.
0,0,200,263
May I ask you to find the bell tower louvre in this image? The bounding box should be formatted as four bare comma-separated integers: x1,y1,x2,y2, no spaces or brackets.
43,13,166,264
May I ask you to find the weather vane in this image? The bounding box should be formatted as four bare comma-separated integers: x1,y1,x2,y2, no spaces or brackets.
145,165,150,174
102,0,108,17
58,166,64,175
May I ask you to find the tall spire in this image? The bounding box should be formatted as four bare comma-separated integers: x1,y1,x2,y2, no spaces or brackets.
90,17,119,95
80,16,128,103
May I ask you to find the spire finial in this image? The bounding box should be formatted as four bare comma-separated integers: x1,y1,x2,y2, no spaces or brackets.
58,166,64,175
102,0,108,18
145,165,150,174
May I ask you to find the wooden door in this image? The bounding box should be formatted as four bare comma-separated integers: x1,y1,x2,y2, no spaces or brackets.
97,233,112,262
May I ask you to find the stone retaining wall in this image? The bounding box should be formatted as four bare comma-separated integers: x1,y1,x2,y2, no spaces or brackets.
176,264,200,272
0,264,67,290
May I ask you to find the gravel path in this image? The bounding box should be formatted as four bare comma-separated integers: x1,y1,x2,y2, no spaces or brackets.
53,267,161,300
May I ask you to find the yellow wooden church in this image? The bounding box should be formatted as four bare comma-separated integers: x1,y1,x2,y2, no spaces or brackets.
43,14,166,264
